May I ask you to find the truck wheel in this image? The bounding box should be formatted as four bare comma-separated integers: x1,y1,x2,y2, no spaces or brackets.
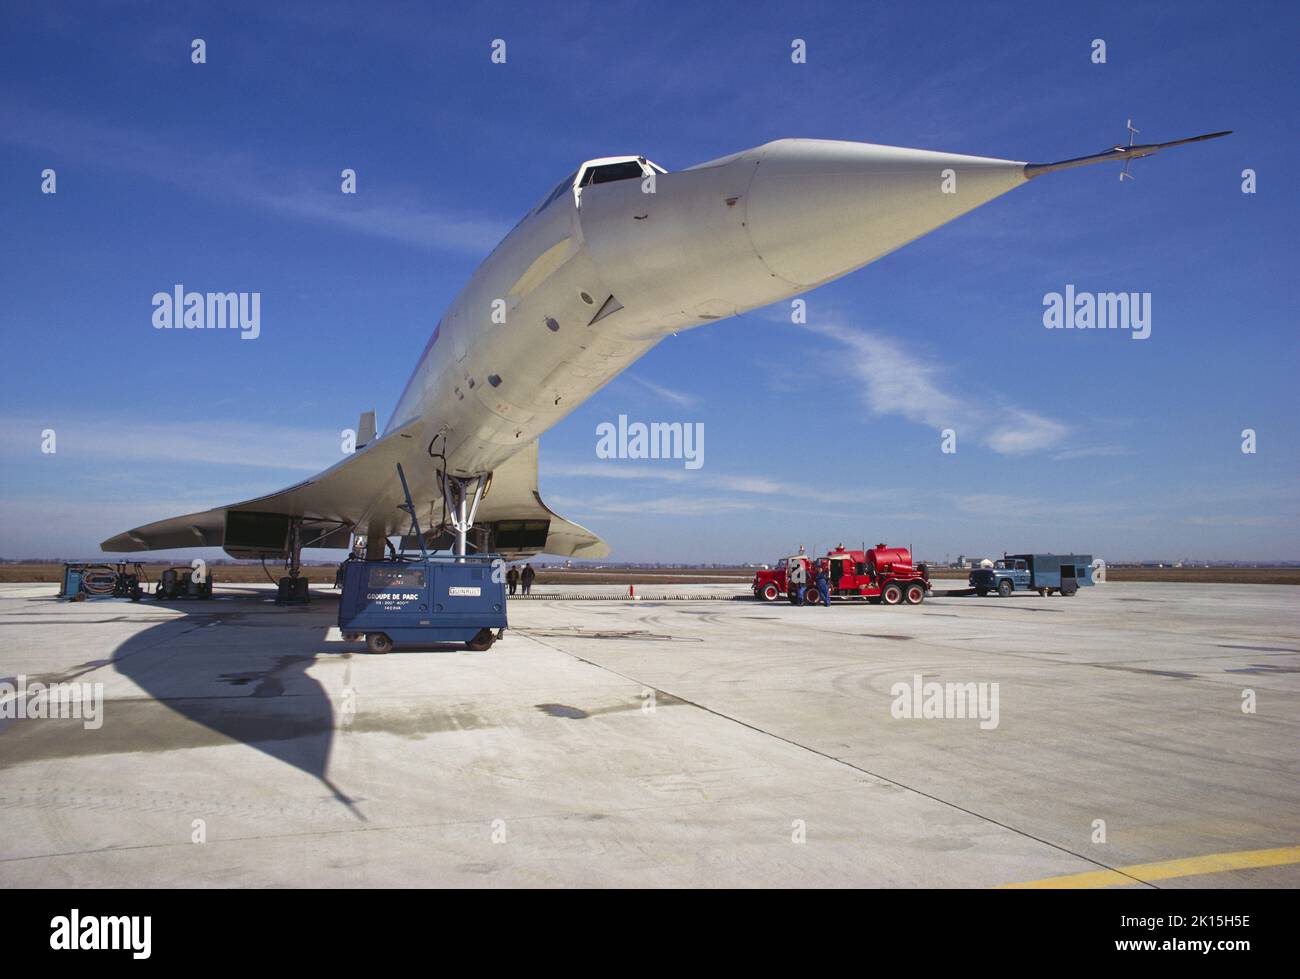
466,628,495,651
760,582,780,602
366,633,392,655
904,583,925,605
997,579,1013,598
882,583,904,605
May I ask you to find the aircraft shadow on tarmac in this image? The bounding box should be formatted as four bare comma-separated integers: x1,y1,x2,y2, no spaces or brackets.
93,586,467,818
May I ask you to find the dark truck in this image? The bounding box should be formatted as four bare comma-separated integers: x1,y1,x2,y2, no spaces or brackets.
970,553,1094,597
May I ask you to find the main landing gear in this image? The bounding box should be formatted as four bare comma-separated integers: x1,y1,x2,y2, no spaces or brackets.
275,518,310,605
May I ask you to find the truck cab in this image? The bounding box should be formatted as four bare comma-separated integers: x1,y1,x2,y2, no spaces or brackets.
970,557,1031,597
752,557,799,602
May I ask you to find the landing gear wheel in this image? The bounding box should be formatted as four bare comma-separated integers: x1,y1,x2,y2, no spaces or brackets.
882,583,904,606
466,628,495,651
366,632,392,655
997,579,1013,598
904,583,925,605
760,582,781,602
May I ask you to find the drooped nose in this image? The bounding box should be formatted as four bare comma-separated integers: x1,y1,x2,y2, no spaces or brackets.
742,139,1027,288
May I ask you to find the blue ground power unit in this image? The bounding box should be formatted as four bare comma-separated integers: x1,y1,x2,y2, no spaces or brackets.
337,556,506,654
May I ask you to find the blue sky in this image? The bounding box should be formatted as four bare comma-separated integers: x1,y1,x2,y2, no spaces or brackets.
1,0,1295,563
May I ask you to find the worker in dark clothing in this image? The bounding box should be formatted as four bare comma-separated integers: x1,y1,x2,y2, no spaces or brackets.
506,564,519,596
815,567,830,608
521,563,535,595
788,559,807,606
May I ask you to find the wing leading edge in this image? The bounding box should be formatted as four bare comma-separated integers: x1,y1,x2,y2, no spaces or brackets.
99,426,606,560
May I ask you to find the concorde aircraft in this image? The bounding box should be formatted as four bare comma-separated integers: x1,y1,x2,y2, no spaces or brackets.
101,127,1228,576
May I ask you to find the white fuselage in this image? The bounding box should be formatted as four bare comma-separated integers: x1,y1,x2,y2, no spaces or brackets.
388,139,1026,478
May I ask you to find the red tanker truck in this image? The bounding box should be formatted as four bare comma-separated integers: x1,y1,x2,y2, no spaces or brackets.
752,544,929,605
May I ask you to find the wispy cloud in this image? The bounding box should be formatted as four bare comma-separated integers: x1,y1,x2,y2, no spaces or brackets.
0,101,506,253
545,460,889,506
985,409,1069,455
802,319,962,427
548,493,761,517
619,373,700,408
801,317,1071,455
1,416,342,473
1051,444,1137,461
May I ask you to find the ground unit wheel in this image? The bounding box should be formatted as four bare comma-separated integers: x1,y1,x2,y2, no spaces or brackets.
466,628,495,651
759,582,781,602
975,587,988,597
997,579,1013,598
1037,588,1047,597
804,589,820,606
904,583,925,605
1060,581,1078,597
366,632,392,655
881,583,904,605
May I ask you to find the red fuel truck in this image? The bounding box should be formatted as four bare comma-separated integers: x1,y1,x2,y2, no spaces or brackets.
752,544,929,605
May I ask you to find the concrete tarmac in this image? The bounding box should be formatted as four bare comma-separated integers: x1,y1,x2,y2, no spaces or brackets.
0,581,1295,887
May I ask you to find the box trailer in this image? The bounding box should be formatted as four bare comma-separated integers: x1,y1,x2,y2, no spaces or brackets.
970,553,1094,597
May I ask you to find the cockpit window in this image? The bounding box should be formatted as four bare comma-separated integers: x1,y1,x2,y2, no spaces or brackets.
579,161,646,187
530,158,667,218
535,171,577,214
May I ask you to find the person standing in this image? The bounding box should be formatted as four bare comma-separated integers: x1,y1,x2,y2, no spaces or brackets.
788,558,807,606
521,563,535,595
506,564,519,596
815,566,830,608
